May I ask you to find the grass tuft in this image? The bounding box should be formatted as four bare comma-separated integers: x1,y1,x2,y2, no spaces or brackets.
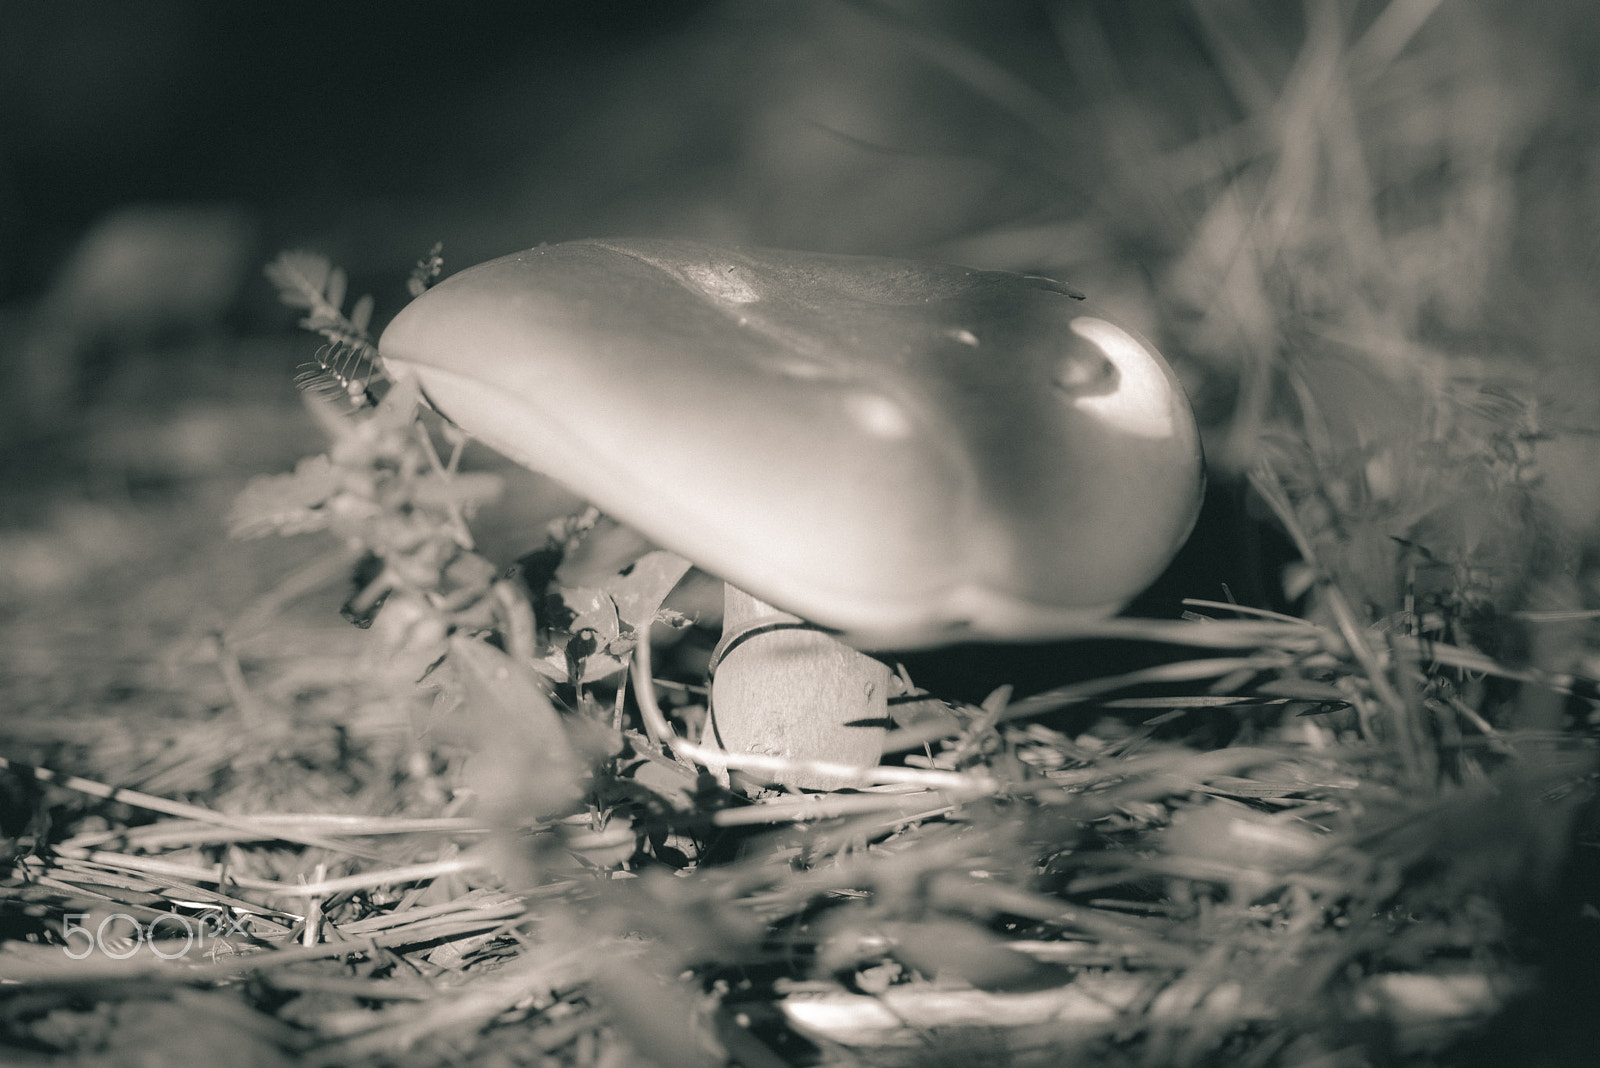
5,3,1599,1066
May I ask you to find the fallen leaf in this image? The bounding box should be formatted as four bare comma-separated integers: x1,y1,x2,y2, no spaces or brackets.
450,636,583,824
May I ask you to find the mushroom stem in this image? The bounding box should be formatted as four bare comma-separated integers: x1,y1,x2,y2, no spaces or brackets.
707,585,889,790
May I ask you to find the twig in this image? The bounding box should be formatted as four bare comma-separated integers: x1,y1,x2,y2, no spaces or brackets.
883,656,1284,753
269,857,490,898
0,756,381,859
61,815,487,851
1182,598,1320,627
709,790,951,827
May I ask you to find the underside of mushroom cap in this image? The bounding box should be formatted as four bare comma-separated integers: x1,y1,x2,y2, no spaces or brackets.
378,239,1204,649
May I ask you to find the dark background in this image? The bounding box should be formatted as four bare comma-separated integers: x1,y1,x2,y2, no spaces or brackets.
3,0,1119,308
5,0,1596,407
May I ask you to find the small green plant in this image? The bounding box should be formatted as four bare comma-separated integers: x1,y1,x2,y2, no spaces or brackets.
10,4,1596,1063
240,249,710,853
214,237,1600,1067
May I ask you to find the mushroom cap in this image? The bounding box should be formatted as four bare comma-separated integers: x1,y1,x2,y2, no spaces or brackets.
379,239,1204,649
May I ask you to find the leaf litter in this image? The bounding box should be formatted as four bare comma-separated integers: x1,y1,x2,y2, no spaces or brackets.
6,4,1600,1066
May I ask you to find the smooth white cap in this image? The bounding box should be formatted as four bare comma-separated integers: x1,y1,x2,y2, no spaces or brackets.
379,239,1204,649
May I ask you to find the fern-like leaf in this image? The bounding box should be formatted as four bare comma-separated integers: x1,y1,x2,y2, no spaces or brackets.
266,249,388,409
407,242,445,297
227,456,340,538
265,249,373,344
295,339,382,409
265,250,338,312
350,293,375,334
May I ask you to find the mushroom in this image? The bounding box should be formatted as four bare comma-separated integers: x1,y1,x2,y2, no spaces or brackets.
378,239,1203,789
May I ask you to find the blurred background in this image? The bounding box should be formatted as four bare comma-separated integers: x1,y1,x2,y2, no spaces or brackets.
3,0,1600,666
7,6,1600,1061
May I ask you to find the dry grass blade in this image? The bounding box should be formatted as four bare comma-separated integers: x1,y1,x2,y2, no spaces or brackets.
7,4,1599,1066
885,655,1285,752
302,948,591,1064
0,756,383,858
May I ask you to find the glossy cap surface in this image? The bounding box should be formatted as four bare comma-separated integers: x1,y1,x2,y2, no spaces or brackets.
379,239,1204,648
